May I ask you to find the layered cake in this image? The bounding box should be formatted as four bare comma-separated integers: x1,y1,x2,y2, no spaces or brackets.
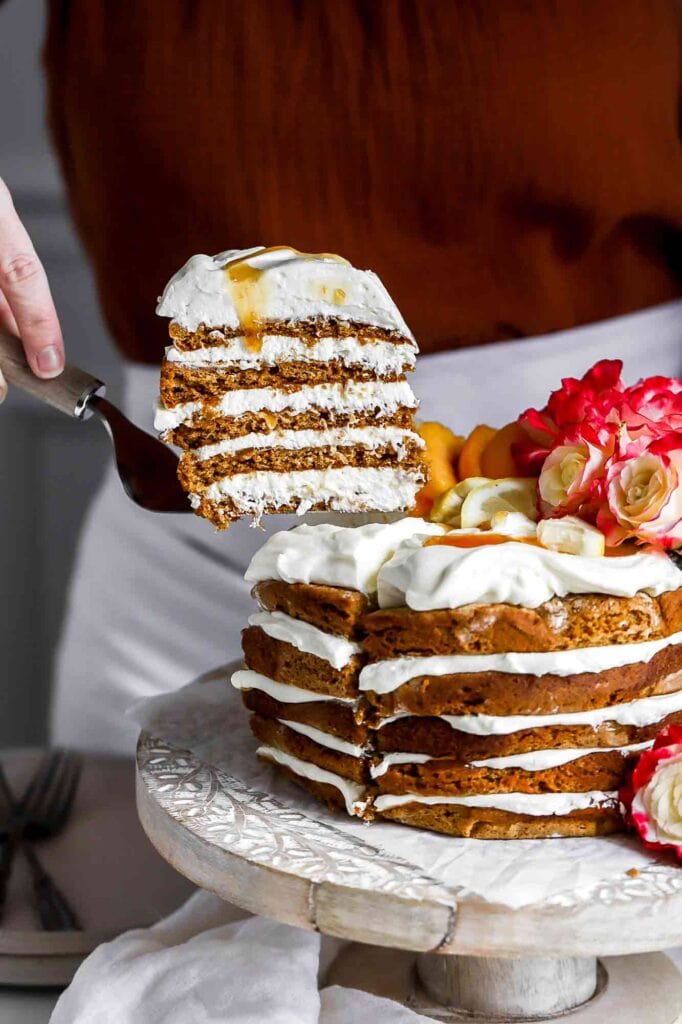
232,513,682,839
155,246,425,526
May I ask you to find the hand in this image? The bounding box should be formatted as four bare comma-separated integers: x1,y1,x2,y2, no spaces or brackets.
0,176,65,403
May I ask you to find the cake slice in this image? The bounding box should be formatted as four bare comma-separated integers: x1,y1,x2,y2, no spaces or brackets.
155,246,426,526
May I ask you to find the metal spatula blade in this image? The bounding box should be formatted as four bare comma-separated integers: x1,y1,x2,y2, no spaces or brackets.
0,329,190,514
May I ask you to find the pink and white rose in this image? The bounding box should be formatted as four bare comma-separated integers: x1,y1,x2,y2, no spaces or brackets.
538,431,611,514
598,433,682,548
621,725,682,858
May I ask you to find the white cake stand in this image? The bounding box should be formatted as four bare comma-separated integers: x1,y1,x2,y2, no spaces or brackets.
135,670,682,1022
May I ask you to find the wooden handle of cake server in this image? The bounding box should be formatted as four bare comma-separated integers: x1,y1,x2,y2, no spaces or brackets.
0,328,105,419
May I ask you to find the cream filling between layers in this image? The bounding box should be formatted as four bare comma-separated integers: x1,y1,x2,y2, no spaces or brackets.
277,719,368,758
154,380,418,432
248,611,362,669
165,336,416,373
373,790,619,814
256,744,368,816
370,741,652,777
377,684,682,735
194,467,422,515
360,631,682,693
231,669,358,706
194,426,423,461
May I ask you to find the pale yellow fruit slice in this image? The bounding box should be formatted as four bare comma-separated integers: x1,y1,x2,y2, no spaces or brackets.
460,478,538,529
429,477,492,524
537,516,605,557
489,510,538,537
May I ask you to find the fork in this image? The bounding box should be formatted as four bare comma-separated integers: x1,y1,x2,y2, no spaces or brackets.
0,750,83,930
0,328,190,513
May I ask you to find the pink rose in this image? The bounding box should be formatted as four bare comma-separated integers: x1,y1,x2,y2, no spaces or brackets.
599,432,682,548
517,360,625,474
623,377,682,437
620,725,682,858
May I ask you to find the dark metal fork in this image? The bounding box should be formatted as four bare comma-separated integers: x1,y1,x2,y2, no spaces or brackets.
0,750,83,930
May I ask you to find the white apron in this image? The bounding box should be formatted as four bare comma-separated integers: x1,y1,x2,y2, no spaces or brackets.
50,301,682,754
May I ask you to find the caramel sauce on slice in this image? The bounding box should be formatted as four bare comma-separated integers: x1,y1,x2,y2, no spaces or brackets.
223,246,350,353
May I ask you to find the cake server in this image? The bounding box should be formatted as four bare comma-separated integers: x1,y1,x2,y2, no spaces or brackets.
0,329,189,513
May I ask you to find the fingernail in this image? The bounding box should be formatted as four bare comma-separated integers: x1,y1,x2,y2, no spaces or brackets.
36,345,63,376
0,371,7,404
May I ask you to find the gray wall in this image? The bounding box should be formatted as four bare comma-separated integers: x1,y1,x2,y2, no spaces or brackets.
1,1,123,744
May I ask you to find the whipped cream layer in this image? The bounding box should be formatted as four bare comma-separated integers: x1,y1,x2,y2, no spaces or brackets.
157,247,412,336
245,518,444,594
154,380,418,432
373,790,618,814
196,467,422,516
165,336,416,373
231,669,357,706
194,426,422,462
248,610,361,670
378,685,682,735
371,741,652,777
377,538,682,611
360,630,682,693
277,719,368,758
256,744,367,816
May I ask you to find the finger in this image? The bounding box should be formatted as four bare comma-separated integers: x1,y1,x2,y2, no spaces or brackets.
0,366,6,405
0,287,18,336
0,178,64,379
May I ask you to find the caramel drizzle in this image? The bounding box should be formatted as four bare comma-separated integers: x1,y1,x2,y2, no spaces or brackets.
223,246,350,353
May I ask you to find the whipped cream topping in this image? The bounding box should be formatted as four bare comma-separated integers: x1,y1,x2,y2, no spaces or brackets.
194,426,422,462
373,790,618,814
360,630,682,693
154,379,418,432
378,684,682,735
277,719,368,758
256,744,367,816
196,467,422,517
165,336,416,373
248,611,361,669
245,518,445,594
231,669,357,706
377,538,682,611
157,247,412,336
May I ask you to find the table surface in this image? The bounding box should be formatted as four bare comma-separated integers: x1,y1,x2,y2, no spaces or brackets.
136,671,682,959
0,988,61,1024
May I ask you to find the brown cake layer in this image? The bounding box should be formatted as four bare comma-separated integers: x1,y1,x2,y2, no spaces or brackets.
250,714,367,783
179,442,424,491
252,581,371,639
169,319,414,347
375,710,682,759
165,407,415,449
375,801,623,839
372,749,638,797
242,626,363,698
365,644,682,717
364,590,682,658
241,689,369,741
160,362,401,405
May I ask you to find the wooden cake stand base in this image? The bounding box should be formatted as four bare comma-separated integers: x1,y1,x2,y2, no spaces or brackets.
135,672,682,1023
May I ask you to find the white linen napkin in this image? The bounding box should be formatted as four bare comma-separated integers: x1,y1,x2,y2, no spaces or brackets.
49,893,430,1024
